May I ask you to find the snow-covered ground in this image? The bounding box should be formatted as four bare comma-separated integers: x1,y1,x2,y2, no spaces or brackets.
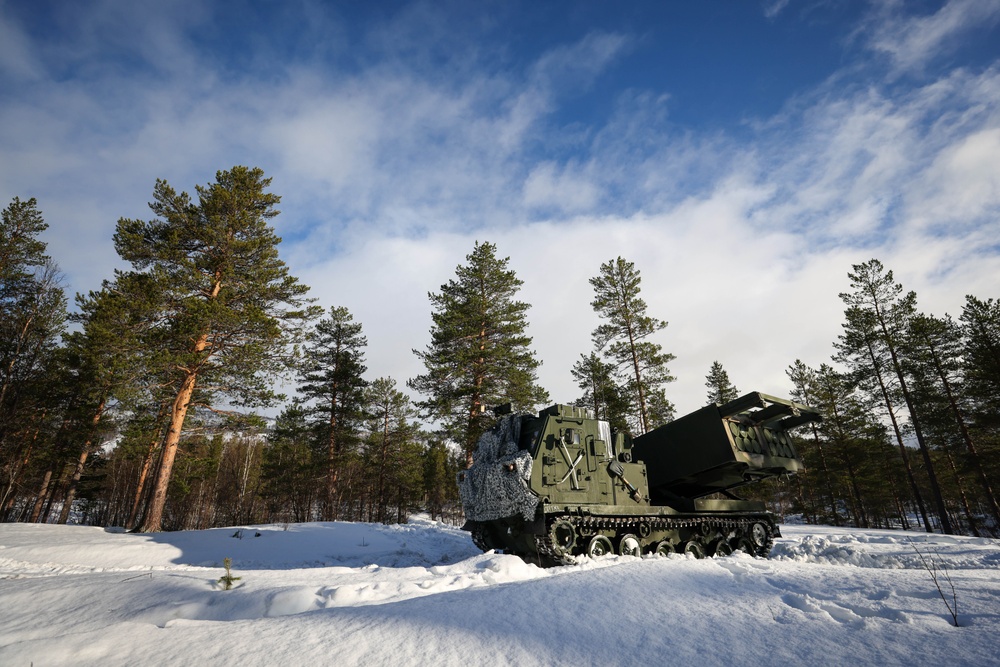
1,518,998,666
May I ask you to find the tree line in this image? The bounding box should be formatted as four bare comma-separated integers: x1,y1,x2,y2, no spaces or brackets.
1,167,998,536
770,261,1000,536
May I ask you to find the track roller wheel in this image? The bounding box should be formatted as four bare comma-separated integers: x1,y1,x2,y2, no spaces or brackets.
654,540,674,556
618,533,641,557
749,522,771,553
470,525,491,552
682,540,706,559
587,535,614,558
734,537,755,555
710,538,733,557
549,520,576,556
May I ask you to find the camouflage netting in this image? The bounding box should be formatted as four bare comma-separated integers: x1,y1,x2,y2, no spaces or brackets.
458,413,539,522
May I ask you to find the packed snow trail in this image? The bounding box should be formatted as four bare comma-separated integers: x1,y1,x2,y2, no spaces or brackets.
1,519,998,666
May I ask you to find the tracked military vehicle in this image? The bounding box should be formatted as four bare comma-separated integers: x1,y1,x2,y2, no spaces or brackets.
458,391,821,566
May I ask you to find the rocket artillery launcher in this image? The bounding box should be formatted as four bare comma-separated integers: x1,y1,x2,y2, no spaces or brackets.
458,391,821,566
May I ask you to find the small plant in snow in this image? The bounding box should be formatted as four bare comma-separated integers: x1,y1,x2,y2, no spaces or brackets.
218,557,242,591
910,540,959,626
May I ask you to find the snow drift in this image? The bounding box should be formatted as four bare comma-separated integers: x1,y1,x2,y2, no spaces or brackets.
1,518,998,666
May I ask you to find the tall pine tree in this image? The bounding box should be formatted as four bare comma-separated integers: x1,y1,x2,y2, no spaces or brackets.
297,306,368,520
961,296,1000,416
409,241,548,465
114,166,318,532
705,361,739,405
787,360,841,526
589,257,675,434
570,352,629,432
907,311,1000,530
54,278,158,524
838,259,951,533
0,197,67,516
363,377,423,524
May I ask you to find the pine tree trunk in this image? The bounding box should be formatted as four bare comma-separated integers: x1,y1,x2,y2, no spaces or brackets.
943,447,979,536
377,408,390,524
895,376,953,533
127,436,160,530
620,307,647,433
58,400,106,524
127,407,170,530
326,380,339,521
139,268,220,532
863,335,932,531
0,411,45,518
141,367,200,532
882,454,909,530
465,324,487,468
844,458,869,528
29,467,53,523
872,302,953,534
40,462,71,524
805,421,840,525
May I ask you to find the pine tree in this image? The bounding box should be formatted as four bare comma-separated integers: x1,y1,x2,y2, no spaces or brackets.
811,364,880,529
907,311,1000,531
643,386,676,431
114,166,318,532
297,306,367,520
960,296,1000,416
589,257,675,434
363,377,423,524
570,352,629,432
261,402,318,522
705,361,739,405
838,259,951,533
787,360,842,526
959,296,1000,533
0,197,48,280
53,279,160,524
409,241,549,465
0,197,67,516
0,197,66,433
423,440,461,521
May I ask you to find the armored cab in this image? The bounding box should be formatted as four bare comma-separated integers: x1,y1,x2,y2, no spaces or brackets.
458,391,820,566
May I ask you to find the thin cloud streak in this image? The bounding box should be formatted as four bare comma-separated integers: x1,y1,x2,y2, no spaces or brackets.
865,0,1000,74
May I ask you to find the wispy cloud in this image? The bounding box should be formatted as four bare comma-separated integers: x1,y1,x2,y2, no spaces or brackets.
763,0,792,20
864,0,1000,74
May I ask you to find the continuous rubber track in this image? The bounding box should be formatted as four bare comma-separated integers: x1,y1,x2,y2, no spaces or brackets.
531,513,776,566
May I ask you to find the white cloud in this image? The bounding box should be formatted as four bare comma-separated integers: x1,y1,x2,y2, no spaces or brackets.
865,0,1000,74
522,161,600,213
763,0,792,20
0,5,42,81
913,127,1000,227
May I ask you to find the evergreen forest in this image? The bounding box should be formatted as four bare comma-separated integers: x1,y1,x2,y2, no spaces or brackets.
1,170,998,537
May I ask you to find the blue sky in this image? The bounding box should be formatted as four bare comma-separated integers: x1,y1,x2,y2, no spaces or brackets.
2,0,999,416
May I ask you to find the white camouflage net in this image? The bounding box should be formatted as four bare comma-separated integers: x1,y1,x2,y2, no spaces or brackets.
458,413,539,522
